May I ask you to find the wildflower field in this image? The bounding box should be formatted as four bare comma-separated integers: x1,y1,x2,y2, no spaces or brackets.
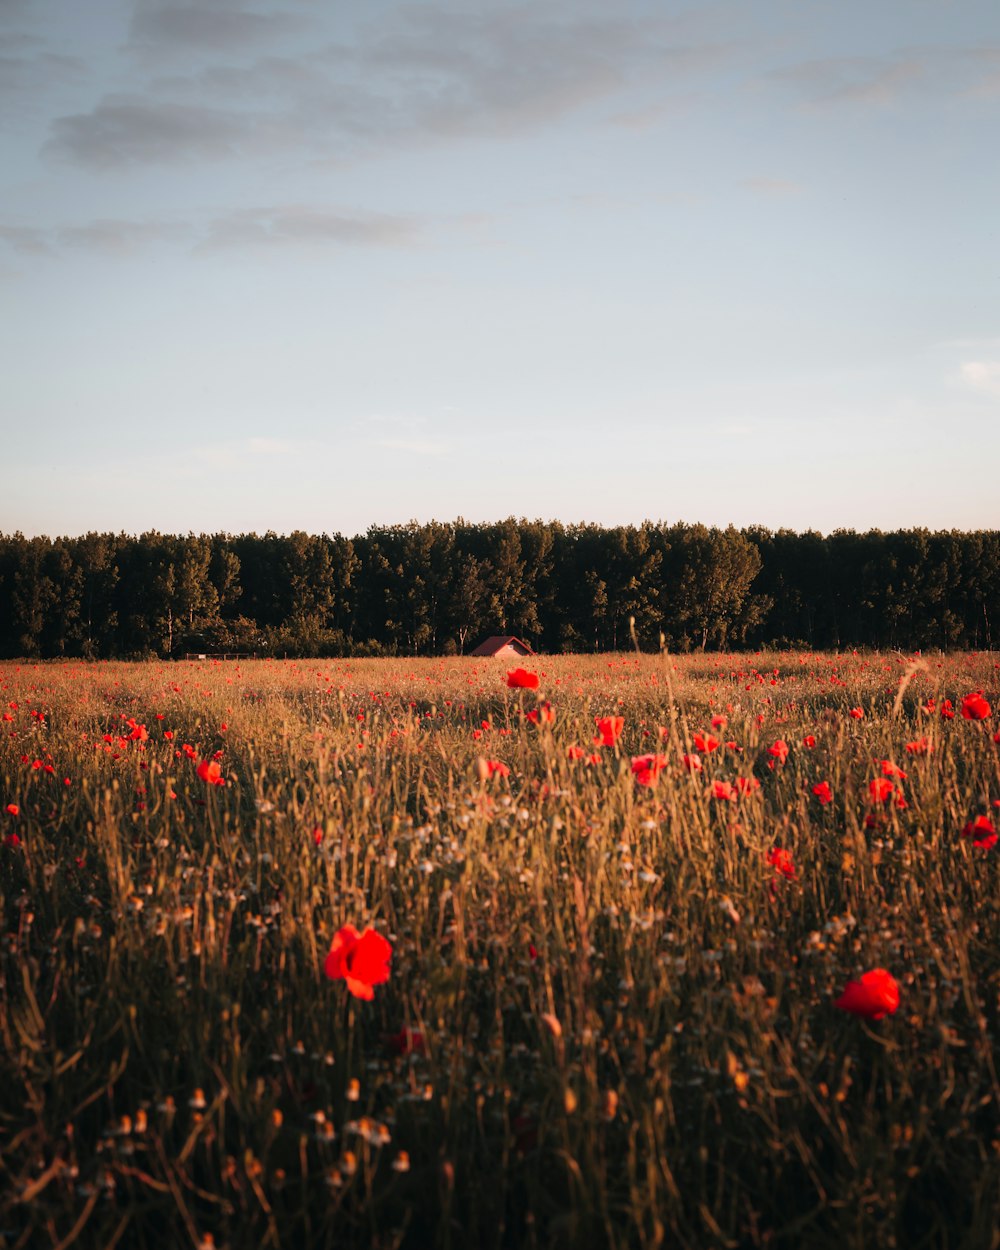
1,652,998,1250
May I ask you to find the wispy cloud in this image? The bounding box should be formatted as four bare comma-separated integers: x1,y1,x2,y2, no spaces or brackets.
45,95,270,166
0,0,34,26
769,54,924,107
769,44,1000,109
0,224,53,255
45,5,737,167
961,47,1000,97
0,216,195,256
958,359,1000,401
0,51,83,98
607,96,696,130
129,2,308,54
58,218,194,252
0,206,424,257
201,206,422,251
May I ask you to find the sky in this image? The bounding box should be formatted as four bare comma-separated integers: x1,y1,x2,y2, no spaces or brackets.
2,0,999,539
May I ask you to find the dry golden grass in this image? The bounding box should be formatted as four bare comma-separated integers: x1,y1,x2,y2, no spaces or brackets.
1,651,998,1249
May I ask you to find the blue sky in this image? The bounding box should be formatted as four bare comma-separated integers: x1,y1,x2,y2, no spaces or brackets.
2,0,999,538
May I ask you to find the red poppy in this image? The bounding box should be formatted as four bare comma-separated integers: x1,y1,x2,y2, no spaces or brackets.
768,740,789,765
812,781,833,805
880,760,907,780
711,714,728,730
526,702,555,725
940,699,955,720
386,1027,425,1056
802,734,816,748
848,707,864,720
834,968,900,1020
905,737,931,755
961,692,991,720
507,669,539,690
567,745,586,761
196,759,225,786
631,754,667,786
734,776,760,797
711,780,736,802
767,846,796,879
693,732,719,753
868,778,895,803
681,753,702,773
961,816,997,850
4,803,18,817
594,716,624,747
484,759,510,778
323,925,392,1000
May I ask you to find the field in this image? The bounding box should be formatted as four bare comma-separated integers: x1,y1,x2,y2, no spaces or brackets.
1,651,998,1250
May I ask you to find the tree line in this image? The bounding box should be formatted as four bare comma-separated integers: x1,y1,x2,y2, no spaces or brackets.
0,522,996,659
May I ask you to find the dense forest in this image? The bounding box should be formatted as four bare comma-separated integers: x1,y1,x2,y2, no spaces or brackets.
0,522,997,658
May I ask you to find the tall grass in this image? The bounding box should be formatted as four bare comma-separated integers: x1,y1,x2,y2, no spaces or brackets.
1,651,998,1249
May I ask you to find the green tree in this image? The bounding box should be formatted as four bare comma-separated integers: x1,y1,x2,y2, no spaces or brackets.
667,525,763,650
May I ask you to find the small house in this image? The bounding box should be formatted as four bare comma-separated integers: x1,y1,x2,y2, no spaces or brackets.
469,635,534,658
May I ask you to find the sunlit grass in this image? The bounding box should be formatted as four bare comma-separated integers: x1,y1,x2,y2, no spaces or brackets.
1,651,998,1249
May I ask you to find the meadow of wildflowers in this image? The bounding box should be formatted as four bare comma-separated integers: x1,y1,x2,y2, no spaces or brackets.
1,651,998,1249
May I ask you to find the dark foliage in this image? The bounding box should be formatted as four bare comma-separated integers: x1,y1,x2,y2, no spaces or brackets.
0,522,996,658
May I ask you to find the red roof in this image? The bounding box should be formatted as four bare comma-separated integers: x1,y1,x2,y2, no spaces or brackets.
468,635,534,657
